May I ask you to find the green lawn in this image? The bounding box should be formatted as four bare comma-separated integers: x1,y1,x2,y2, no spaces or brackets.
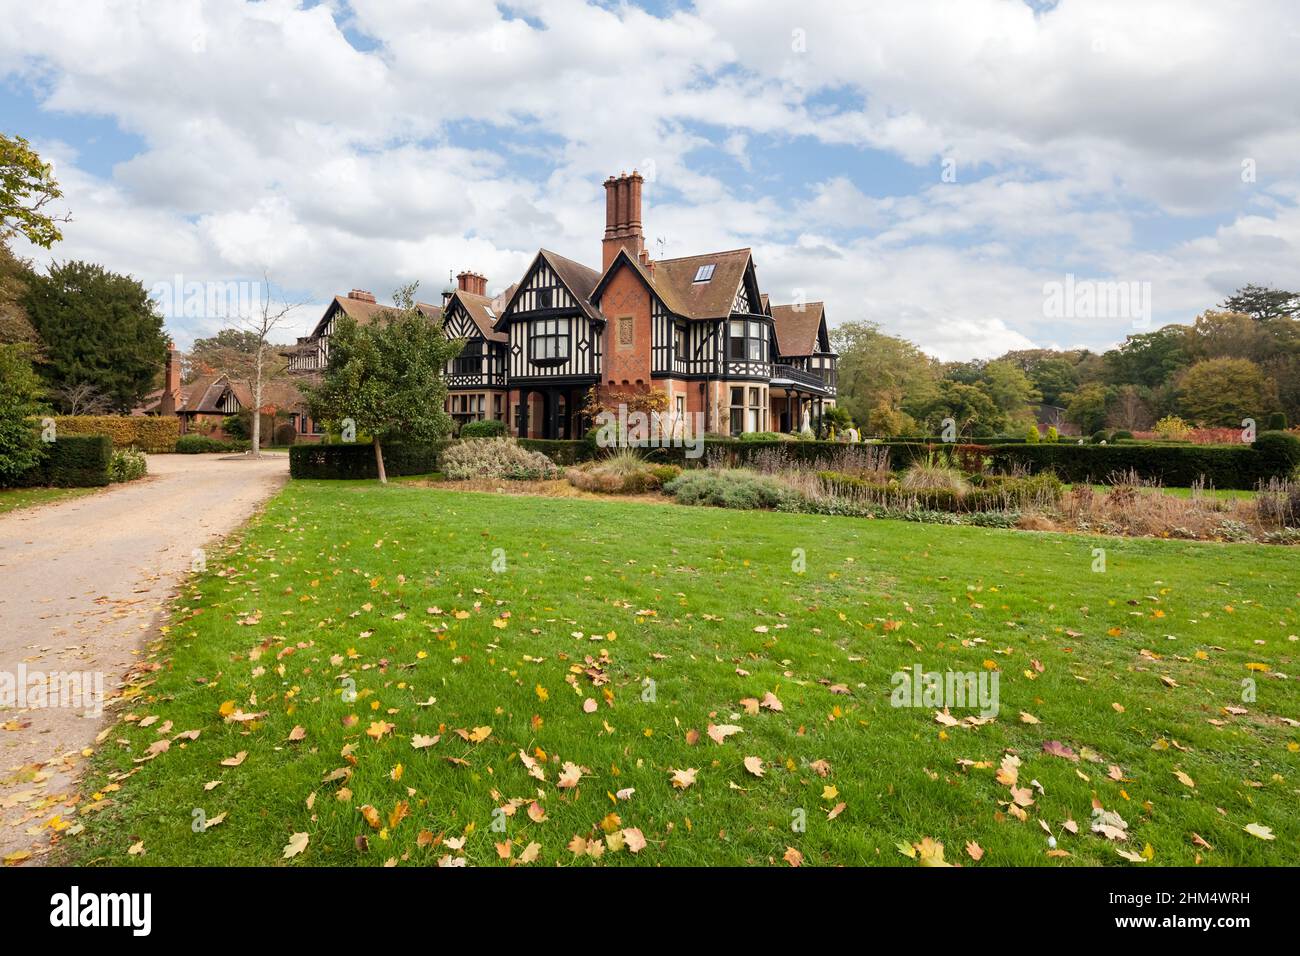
0,485,99,515
63,481,1299,867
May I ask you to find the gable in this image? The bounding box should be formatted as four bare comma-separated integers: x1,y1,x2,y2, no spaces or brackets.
770,302,829,357
496,249,604,329
442,302,479,341
591,247,683,317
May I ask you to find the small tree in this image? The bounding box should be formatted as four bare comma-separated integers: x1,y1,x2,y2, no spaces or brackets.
306,282,459,483
0,344,47,483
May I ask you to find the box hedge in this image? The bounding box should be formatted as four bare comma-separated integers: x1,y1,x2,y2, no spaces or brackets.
9,435,113,488
289,442,445,479
986,435,1299,489
175,434,249,454
460,419,507,438
48,415,179,452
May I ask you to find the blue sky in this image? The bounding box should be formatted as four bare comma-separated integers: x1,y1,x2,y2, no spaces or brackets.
2,0,1298,359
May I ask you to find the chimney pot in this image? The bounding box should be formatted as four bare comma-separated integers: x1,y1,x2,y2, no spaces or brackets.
601,170,645,272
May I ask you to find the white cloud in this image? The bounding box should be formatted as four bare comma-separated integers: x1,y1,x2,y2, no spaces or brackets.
1,0,1298,357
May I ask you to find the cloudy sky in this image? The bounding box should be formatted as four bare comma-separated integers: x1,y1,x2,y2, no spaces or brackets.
2,0,1298,359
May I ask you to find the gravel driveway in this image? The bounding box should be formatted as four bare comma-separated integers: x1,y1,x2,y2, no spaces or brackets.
0,453,287,863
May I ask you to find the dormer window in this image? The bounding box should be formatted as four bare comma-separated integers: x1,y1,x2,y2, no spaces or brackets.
693,264,715,282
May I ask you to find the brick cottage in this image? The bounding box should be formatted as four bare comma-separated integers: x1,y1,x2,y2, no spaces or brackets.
284,172,837,440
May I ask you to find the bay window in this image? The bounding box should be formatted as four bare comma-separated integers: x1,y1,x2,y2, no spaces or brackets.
529,317,569,363
728,319,765,363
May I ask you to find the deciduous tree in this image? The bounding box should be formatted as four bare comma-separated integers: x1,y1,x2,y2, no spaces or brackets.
306,283,459,483
1176,357,1276,426
0,134,69,248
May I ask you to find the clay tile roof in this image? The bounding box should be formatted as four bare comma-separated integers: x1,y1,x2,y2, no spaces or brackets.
649,248,752,320
449,290,507,342
538,249,604,322
333,294,399,325
310,294,441,338
770,302,827,357
177,373,229,414
228,381,254,409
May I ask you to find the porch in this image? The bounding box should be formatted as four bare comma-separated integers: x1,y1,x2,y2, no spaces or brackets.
513,384,592,440
769,364,833,435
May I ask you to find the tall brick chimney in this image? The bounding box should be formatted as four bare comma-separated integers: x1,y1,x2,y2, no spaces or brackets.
158,340,180,416
602,170,645,272
456,271,488,296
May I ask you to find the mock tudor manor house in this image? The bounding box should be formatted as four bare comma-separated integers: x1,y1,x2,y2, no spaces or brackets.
284,171,837,440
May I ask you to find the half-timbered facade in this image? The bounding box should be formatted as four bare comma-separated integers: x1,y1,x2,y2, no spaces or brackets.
285,170,837,440
439,272,510,426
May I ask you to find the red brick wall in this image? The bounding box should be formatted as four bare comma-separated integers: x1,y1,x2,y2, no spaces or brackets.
599,265,652,386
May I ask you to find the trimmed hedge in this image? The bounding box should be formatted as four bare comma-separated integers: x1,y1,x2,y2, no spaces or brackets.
285,431,1300,488
1252,431,1300,479
987,434,1300,489
175,434,249,454
289,442,445,479
11,435,113,488
44,415,180,452
460,419,507,438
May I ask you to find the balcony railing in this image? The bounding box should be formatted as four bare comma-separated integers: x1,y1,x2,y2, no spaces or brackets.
772,363,831,391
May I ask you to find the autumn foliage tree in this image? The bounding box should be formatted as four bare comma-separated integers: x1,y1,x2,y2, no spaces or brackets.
1175,358,1277,427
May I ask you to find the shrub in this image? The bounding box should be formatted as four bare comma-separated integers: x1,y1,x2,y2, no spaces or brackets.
567,449,666,494
108,447,148,482
738,431,790,442
1025,425,1040,443
222,414,248,440
441,438,561,481
1046,426,1059,442
175,434,247,454
663,469,795,510
460,419,507,438
1090,429,1110,444
46,415,179,452
900,453,970,494
516,438,587,465
1111,430,1134,441
1256,478,1300,528
289,442,443,479
0,345,45,483
1252,431,1300,479
273,423,297,446
650,464,682,485
1266,412,1288,431
1153,415,1192,440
